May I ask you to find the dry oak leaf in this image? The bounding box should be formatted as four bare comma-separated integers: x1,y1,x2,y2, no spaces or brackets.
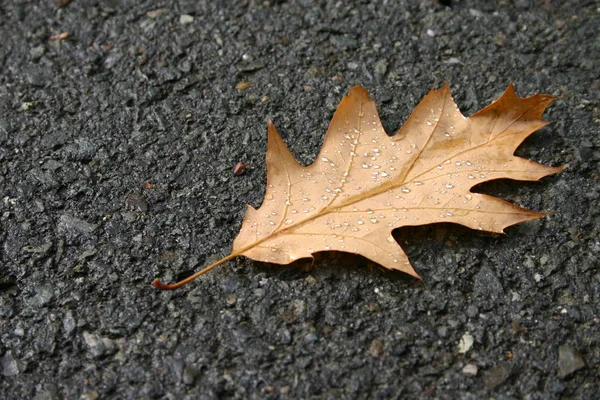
154,84,563,290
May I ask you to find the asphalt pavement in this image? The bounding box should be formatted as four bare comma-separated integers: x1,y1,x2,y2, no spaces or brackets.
1,1,599,398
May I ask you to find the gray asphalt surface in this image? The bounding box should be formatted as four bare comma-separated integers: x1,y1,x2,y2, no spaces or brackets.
1,0,599,399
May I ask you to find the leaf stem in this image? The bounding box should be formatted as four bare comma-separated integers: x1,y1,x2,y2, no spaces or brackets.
152,253,237,290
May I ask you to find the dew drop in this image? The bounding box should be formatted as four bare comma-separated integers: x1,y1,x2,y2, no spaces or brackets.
357,220,364,225
361,163,369,169
445,183,454,189
284,219,293,225
291,209,298,214
465,194,472,200
465,161,473,166
269,221,275,225
414,181,423,186
366,209,374,214
386,236,395,243
426,120,433,126
467,174,475,179
401,187,411,193
370,218,378,224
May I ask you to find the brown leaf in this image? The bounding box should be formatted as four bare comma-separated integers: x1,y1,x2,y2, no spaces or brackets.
154,84,564,290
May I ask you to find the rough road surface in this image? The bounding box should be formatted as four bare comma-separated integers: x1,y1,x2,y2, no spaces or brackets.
1,1,599,399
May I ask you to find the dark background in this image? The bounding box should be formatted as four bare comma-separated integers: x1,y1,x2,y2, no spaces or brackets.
1,0,599,398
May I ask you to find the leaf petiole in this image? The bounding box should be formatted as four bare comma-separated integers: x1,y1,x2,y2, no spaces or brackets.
152,253,237,290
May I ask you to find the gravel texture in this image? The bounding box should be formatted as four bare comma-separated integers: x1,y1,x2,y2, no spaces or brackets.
1,1,599,399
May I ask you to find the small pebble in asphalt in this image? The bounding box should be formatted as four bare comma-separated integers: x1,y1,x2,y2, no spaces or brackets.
462,364,478,376
558,344,585,378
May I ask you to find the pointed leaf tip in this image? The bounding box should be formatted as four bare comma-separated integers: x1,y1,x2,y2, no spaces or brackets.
437,82,451,95
267,119,279,140
506,81,516,93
